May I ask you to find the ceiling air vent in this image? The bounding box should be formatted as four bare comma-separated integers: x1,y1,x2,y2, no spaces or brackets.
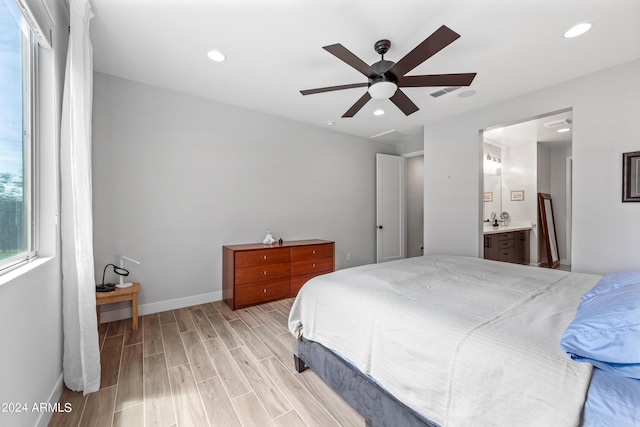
371,129,409,143
543,118,572,128
430,86,461,98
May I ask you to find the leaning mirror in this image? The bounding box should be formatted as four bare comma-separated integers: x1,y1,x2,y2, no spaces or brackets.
538,193,559,268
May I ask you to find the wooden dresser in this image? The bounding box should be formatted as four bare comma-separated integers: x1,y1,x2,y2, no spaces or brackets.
223,239,335,310
483,229,530,265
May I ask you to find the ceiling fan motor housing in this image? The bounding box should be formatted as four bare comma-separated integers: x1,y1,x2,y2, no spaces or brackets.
369,60,397,86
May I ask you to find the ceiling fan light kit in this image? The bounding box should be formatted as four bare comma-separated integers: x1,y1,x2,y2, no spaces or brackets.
369,81,397,99
300,25,477,118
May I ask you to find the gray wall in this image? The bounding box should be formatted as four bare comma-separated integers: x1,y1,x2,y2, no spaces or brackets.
0,0,69,426
424,59,640,275
92,72,396,316
406,155,424,257
550,145,572,265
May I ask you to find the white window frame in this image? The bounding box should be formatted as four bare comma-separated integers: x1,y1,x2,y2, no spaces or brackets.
0,9,38,274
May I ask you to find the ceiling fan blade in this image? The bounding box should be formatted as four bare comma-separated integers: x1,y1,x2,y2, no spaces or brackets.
342,92,372,118
323,44,377,79
390,25,460,77
301,82,368,96
398,73,477,87
390,89,419,116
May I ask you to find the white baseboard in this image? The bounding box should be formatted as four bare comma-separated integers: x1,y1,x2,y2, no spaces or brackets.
99,291,223,324
35,373,64,427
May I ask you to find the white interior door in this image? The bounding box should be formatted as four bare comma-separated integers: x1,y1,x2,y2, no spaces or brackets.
376,153,406,263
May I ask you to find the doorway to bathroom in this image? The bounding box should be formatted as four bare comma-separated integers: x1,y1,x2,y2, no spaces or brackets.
481,108,573,269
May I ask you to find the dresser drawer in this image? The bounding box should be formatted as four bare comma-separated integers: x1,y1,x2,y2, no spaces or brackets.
235,248,289,268
235,278,290,307
235,263,290,285
290,257,333,276
290,244,334,261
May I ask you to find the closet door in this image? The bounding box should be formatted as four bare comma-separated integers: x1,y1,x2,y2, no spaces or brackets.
376,154,406,263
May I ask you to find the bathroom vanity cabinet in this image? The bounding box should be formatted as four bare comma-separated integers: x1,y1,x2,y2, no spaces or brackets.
483,229,530,265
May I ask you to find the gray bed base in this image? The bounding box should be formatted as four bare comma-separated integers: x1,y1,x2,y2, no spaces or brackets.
294,337,439,427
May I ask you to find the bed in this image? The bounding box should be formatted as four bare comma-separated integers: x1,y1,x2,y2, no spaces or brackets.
288,255,640,427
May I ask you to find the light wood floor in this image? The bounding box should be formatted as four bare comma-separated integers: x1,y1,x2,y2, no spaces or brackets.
49,299,364,427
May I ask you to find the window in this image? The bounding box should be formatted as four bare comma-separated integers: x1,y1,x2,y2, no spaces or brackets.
0,0,36,272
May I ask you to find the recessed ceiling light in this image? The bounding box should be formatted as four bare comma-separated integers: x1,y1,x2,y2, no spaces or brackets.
373,109,384,116
557,128,571,133
326,121,335,126
564,23,592,38
207,49,226,62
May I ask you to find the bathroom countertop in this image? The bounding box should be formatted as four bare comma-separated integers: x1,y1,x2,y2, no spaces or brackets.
483,222,533,234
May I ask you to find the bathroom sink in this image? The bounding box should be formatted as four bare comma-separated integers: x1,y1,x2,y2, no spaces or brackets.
483,222,532,234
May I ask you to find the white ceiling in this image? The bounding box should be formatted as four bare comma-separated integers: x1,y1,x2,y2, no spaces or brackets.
89,0,640,145
484,110,573,149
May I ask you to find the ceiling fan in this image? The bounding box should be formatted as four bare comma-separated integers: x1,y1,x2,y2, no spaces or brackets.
300,25,477,118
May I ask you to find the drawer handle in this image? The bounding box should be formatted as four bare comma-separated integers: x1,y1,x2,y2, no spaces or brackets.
263,271,267,276
263,288,267,293
263,255,267,260
312,250,316,254
312,263,316,268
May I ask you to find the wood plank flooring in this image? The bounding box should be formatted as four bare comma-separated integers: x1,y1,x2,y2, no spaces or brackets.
49,299,364,427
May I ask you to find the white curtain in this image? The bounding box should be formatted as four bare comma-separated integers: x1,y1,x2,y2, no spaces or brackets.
60,0,100,394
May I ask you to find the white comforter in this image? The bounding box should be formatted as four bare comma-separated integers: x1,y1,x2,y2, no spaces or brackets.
288,255,599,427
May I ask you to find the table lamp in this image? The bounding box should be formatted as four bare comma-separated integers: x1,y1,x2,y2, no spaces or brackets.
117,255,141,288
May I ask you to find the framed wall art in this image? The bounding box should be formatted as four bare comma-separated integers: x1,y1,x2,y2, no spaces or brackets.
510,190,524,201
622,151,640,202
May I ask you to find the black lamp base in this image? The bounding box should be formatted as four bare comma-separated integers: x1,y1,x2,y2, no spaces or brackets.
96,283,116,292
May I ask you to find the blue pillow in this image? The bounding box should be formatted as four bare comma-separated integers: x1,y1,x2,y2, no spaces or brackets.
561,283,640,379
582,269,640,301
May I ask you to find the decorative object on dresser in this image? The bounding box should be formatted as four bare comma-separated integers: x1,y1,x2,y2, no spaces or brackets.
262,228,277,244
222,239,335,310
484,229,530,265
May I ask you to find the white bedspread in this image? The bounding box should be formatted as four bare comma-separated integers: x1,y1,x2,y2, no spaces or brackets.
288,255,599,427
